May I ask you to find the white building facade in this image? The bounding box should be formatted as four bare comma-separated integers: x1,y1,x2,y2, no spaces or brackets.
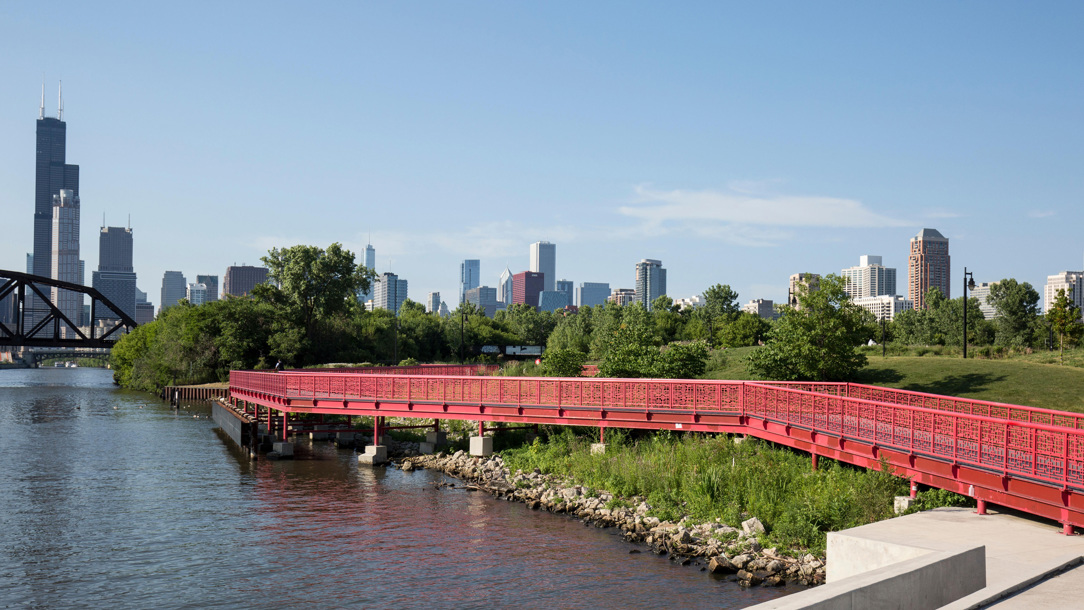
853,295,914,321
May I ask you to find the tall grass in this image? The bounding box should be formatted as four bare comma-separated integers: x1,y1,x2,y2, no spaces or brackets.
502,429,914,554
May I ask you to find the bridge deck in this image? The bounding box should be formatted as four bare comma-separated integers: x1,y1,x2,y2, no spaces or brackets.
229,366,1084,531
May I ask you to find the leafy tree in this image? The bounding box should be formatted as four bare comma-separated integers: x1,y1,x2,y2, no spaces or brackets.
652,295,682,344
495,303,557,346
703,284,740,318
259,243,373,363
654,341,710,379
987,279,1040,348
1048,288,1084,363
541,348,588,377
746,275,870,381
547,308,593,353
718,312,771,348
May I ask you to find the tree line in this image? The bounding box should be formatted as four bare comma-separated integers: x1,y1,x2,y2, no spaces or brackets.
111,243,1084,391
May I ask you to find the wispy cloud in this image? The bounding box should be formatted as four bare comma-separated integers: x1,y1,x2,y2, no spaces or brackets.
1027,210,1056,219
614,185,907,246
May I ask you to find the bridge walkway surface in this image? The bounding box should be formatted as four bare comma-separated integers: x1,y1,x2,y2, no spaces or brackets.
229,364,1084,534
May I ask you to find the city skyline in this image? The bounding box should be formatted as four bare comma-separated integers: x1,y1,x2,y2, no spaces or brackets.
2,4,1083,310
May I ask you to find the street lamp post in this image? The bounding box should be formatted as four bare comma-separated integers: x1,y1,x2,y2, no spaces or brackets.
962,268,976,359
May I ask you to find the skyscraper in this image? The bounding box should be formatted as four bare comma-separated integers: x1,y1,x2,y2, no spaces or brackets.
529,241,556,292
374,272,408,314
187,283,208,306
426,292,441,314
51,188,82,330
576,282,611,308
223,265,268,296
196,275,219,302
92,226,137,319
841,255,896,299
464,286,498,317
634,259,666,310
555,279,574,309
460,259,480,305
908,228,950,310
498,266,514,306
512,271,544,310
360,242,376,303
160,271,187,313
34,83,79,282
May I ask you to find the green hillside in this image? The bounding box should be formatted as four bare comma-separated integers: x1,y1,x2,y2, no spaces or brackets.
703,347,1084,414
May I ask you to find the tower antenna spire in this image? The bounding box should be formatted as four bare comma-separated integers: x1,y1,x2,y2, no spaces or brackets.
57,80,63,120
39,78,45,119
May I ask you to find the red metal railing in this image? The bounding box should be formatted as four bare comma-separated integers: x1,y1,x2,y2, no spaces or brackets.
844,383,1084,430
743,383,1084,490
228,369,1084,522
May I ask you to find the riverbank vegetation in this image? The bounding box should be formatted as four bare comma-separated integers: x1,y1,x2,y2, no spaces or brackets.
500,429,963,555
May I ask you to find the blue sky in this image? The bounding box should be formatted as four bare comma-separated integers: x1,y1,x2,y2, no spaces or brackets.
2,2,1082,308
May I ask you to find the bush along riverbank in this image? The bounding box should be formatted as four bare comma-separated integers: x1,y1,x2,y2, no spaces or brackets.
388,428,970,588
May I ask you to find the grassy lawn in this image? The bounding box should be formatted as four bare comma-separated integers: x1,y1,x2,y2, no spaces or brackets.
702,346,1084,414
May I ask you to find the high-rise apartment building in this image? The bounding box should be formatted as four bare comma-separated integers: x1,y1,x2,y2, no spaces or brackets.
426,292,441,314
92,226,137,320
50,188,82,331
460,259,480,305
464,286,498,317
160,271,187,313
908,228,950,310
498,266,514,306
576,282,610,308
634,259,666,310
196,275,219,302
529,241,556,292
841,255,896,299
788,273,821,307
512,271,544,310
609,288,636,307
374,272,408,314
223,265,268,297
1044,271,1084,317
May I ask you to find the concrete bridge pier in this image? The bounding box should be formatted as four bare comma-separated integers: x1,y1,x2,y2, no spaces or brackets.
359,416,388,466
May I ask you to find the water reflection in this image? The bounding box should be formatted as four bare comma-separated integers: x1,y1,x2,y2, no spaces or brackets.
0,369,795,608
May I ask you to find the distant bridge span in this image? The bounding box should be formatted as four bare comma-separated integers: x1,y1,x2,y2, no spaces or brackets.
0,269,137,348
231,365,1084,535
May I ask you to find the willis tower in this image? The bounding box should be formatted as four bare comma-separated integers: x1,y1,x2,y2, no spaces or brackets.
34,82,79,281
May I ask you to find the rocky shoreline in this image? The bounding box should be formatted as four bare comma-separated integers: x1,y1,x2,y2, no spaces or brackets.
395,447,827,588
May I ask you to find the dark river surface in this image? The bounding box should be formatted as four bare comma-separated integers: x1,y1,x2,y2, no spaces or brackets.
0,368,797,608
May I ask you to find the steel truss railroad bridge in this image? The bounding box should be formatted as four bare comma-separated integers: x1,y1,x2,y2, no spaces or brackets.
0,269,137,348
230,364,1084,535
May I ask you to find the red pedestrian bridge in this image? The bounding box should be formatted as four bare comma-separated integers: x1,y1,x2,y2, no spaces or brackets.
228,365,1084,534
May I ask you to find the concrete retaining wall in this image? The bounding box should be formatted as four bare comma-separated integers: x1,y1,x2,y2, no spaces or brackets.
751,544,986,610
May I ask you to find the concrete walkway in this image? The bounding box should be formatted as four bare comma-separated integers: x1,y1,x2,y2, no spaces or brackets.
821,507,1084,609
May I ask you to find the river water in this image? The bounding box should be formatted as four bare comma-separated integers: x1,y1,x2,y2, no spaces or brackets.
0,368,796,608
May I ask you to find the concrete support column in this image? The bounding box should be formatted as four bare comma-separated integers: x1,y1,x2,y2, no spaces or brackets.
359,444,388,466
470,436,493,457
910,482,918,499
